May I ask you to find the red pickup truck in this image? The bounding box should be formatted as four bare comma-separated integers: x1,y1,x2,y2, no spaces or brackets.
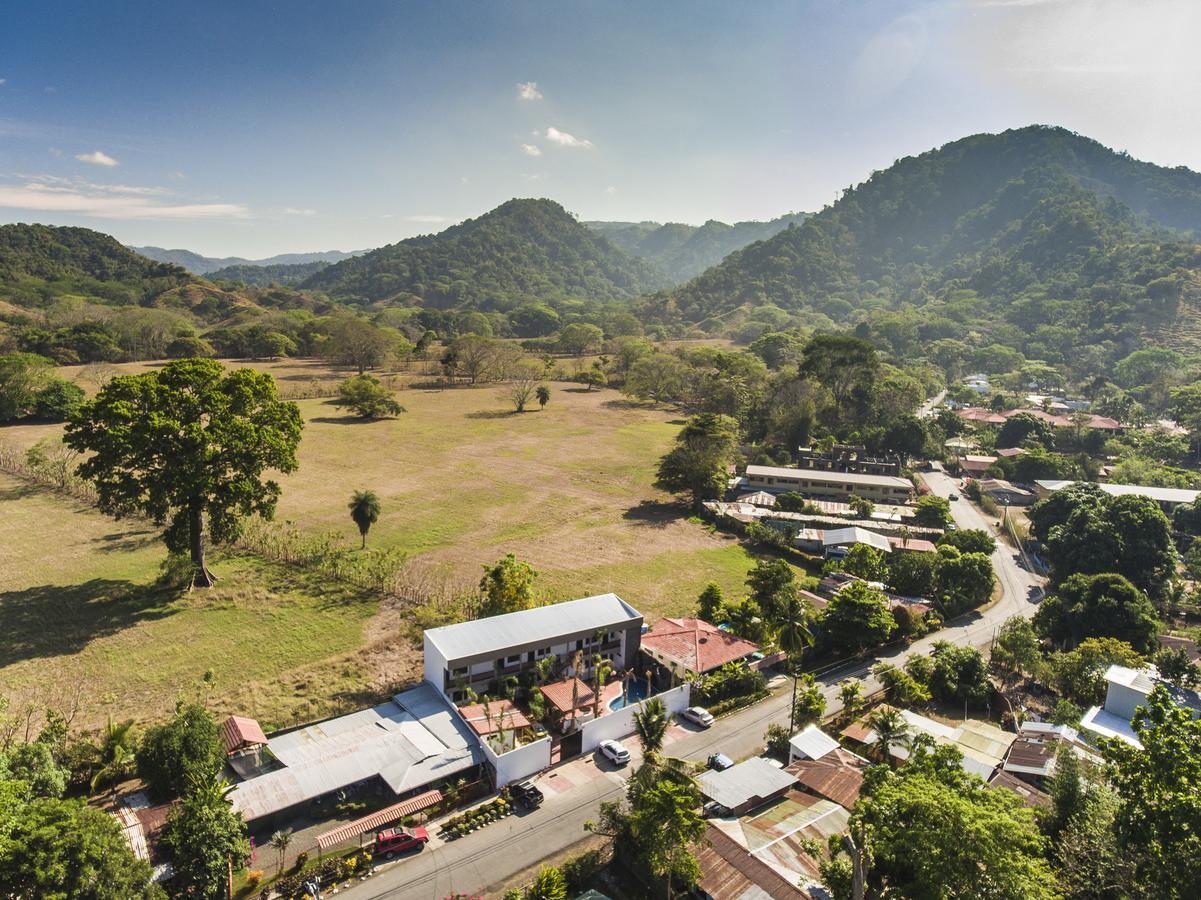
373,827,429,858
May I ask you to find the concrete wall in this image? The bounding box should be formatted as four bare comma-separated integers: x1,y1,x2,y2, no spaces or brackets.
580,684,691,754
481,734,552,788
1105,681,1148,721
423,641,448,699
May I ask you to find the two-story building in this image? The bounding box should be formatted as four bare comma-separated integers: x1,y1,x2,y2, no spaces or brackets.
1079,664,1201,748
423,593,644,704
744,464,913,505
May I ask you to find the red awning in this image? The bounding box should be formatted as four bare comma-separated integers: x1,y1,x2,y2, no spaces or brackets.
315,790,442,850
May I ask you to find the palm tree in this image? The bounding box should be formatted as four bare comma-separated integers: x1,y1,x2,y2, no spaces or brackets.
569,650,583,730
270,828,293,876
536,385,550,410
90,717,137,793
865,707,910,766
348,489,381,549
777,593,815,734
592,656,613,719
633,697,669,758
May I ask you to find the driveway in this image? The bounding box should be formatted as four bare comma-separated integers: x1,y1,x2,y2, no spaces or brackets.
341,469,1045,899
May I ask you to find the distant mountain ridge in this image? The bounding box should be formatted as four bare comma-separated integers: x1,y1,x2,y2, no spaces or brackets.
132,246,364,275
586,212,808,282
639,125,1201,376
301,198,669,306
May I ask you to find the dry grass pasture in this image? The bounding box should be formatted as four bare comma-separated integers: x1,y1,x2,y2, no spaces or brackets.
0,357,773,731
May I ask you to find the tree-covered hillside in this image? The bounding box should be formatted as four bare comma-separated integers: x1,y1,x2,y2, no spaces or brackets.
301,198,670,307
208,260,331,287
639,126,1201,378
587,212,808,283
0,224,193,301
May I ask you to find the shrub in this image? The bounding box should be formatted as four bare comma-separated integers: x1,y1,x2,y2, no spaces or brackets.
561,847,606,891
764,723,790,758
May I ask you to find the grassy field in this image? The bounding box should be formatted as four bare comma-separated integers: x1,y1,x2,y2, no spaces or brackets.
1,356,782,732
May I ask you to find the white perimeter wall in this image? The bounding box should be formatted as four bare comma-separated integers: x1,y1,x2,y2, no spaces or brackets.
482,734,552,788
580,684,691,754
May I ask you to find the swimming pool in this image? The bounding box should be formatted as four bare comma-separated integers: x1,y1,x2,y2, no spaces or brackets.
608,679,652,711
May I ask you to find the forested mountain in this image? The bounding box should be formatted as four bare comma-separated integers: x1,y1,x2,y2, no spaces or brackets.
132,246,362,275
586,212,808,282
207,260,331,287
639,126,1201,378
301,198,670,307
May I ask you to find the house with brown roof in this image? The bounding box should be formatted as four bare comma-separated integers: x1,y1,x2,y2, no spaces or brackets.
640,617,760,681
785,747,868,809
958,454,997,477
696,825,812,900
539,677,596,730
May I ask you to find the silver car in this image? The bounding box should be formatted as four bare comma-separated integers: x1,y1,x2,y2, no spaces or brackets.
682,706,714,728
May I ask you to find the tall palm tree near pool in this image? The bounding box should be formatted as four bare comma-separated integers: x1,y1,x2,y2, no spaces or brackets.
348,489,381,549
633,697,669,759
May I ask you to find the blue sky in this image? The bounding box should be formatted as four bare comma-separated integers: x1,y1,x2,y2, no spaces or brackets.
1,0,1198,257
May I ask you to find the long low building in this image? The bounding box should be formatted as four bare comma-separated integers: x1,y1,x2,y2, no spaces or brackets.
227,683,483,825
744,465,914,504
1034,479,1200,510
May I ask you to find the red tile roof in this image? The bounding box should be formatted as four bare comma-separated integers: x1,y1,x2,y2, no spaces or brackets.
641,617,760,675
221,715,267,754
457,699,532,736
539,678,595,715
785,748,868,808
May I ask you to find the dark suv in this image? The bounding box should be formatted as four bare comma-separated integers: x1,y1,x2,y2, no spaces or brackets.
509,780,544,808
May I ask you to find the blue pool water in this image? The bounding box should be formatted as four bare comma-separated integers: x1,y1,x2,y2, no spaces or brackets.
608,679,652,711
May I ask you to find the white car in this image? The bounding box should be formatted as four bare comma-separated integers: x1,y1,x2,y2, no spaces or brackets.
599,739,631,765
682,706,714,728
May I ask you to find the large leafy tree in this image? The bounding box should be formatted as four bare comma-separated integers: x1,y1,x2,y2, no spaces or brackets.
821,581,895,653
0,795,163,899
334,374,404,419
65,359,302,587
849,738,1059,898
135,702,225,802
1104,684,1201,896
477,553,538,618
655,412,739,509
798,333,880,429
1034,572,1159,652
997,412,1054,449
936,545,995,616
1050,637,1143,706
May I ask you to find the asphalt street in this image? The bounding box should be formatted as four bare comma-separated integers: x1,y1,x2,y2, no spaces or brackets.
343,466,1045,899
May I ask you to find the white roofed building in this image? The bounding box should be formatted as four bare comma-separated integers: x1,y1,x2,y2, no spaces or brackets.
423,593,643,704
1079,664,1201,749
744,465,914,505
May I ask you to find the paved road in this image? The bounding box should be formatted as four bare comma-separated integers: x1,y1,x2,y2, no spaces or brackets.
918,389,947,419
344,469,1045,899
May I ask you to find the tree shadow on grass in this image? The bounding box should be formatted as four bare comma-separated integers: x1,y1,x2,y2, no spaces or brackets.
0,579,181,668
464,409,519,420
622,499,685,528
601,398,655,412
309,416,391,425
92,528,160,554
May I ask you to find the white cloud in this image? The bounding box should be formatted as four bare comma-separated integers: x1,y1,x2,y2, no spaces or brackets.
544,126,593,149
75,150,118,167
605,186,617,194
404,214,449,223
48,147,63,158
283,207,316,216
517,81,543,101
520,143,542,157
0,178,250,219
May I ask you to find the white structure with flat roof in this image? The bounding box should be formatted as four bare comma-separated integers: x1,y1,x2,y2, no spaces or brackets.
788,724,841,763
744,465,913,504
1035,480,1200,510
423,593,643,704
822,526,892,556
1080,664,1201,749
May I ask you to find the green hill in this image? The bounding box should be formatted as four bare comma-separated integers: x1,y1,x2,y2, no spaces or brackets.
640,126,1201,376
586,212,808,283
208,260,331,287
132,246,362,275
301,198,670,307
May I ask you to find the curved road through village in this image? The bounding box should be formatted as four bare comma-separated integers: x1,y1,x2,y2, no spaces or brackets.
344,467,1046,899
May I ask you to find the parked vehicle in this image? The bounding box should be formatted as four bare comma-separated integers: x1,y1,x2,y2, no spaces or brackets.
948,492,959,501
599,739,631,765
682,706,714,728
373,827,429,858
707,752,734,771
509,780,544,808
703,800,731,818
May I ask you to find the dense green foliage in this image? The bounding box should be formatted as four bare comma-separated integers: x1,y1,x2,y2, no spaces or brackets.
638,126,1201,379
334,374,404,418
65,358,304,584
135,702,225,802
1035,572,1160,652
302,199,669,312
586,212,808,283
208,260,331,287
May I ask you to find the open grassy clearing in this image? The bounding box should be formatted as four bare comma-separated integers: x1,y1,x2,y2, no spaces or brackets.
0,472,405,732
1,355,788,731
